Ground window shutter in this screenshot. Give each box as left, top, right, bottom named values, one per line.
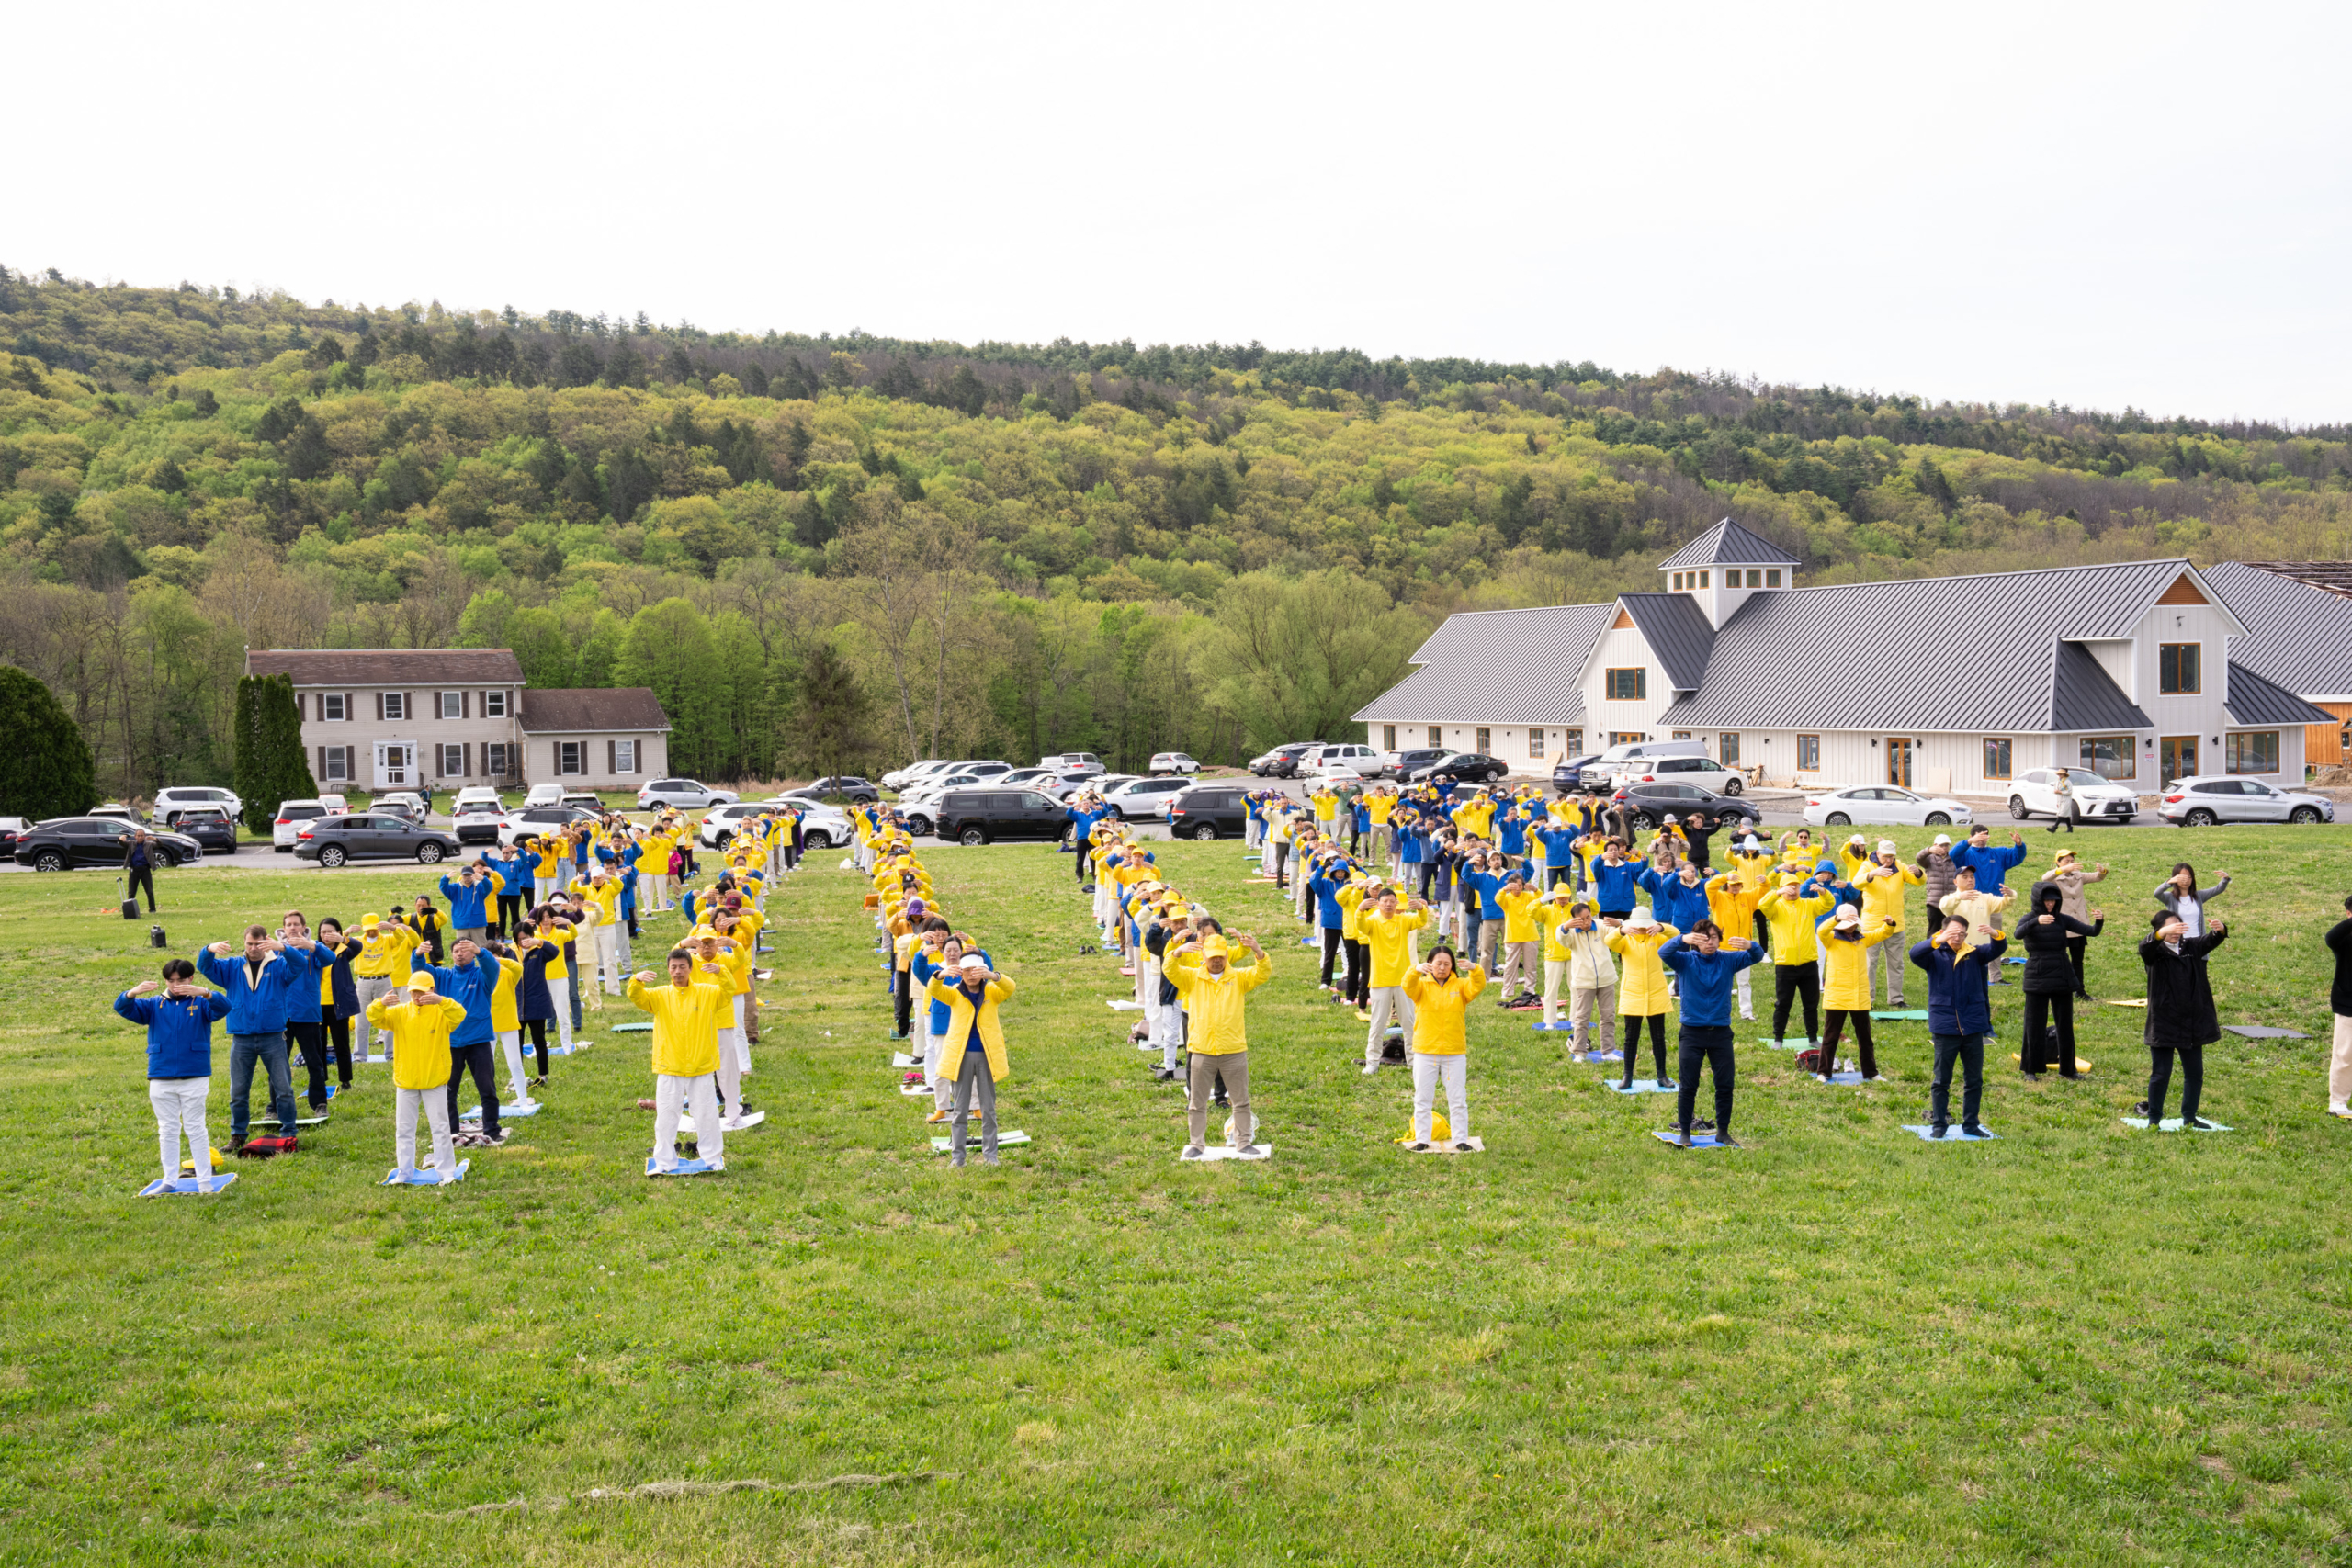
left=375, top=691, right=384, bottom=721
left=606, top=739, right=616, bottom=775
left=403, top=691, right=412, bottom=723
left=297, top=692, right=306, bottom=720
left=462, top=743, right=471, bottom=777
left=345, top=692, right=354, bottom=723
left=553, top=742, right=562, bottom=776
left=463, top=690, right=471, bottom=720
left=316, top=745, right=326, bottom=779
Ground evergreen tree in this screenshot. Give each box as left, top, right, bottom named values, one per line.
left=796, top=641, right=875, bottom=785
left=232, top=674, right=315, bottom=833
left=0, top=665, right=97, bottom=821
left=741, top=362, right=771, bottom=397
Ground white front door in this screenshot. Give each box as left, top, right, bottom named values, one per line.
left=374, top=742, right=414, bottom=788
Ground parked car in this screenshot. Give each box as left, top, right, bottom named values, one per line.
left=15, top=816, right=202, bottom=871
left=793, top=775, right=881, bottom=803
left=175, top=807, right=239, bottom=852
left=1550, top=753, right=1602, bottom=793
left=368, top=792, right=428, bottom=822
left=498, top=805, right=601, bottom=847
left=273, top=798, right=333, bottom=852
left=696, top=800, right=789, bottom=849
left=153, top=785, right=243, bottom=826
left=934, top=786, right=1073, bottom=845
left=1580, top=739, right=1711, bottom=794
left=1305, top=742, right=1388, bottom=779
left=1148, top=751, right=1202, bottom=776
left=2157, top=774, right=2335, bottom=827
left=524, top=783, right=567, bottom=807
left=1249, top=743, right=1317, bottom=778
left=0, top=816, right=28, bottom=857
left=90, top=803, right=145, bottom=826
left=1612, top=782, right=1764, bottom=832
left=1166, top=783, right=1250, bottom=840
left=1036, top=752, right=1105, bottom=777
left=2006, top=767, right=2139, bottom=824
left=1617, top=755, right=1746, bottom=795
left=755, top=797, right=849, bottom=851
left=1036, top=770, right=1107, bottom=803
left=1802, top=784, right=1973, bottom=829
left=1412, top=752, right=1510, bottom=784
left=636, top=777, right=738, bottom=811
left=292, top=813, right=463, bottom=867
left=1102, top=775, right=1192, bottom=819
left=1391, top=746, right=1451, bottom=780
left=559, top=791, right=605, bottom=815
left=998, top=767, right=1056, bottom=787
left=451, top=799, right=508, bottom=845
left=880, top=761, right=949, bottom=791
left=452, top=784, right=504, bottom=811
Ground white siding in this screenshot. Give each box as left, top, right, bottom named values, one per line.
left=2132, top=601, right=2237, bottom=744
left=1581, top=625, right=1671, bottom=743
left=2082, top=638, right=2136, bottom=701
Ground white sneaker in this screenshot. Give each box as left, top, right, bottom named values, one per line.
left=2330, top=1101, right=2352, bottom=1119
left=1361, top=1062, right=1379, bottom=1075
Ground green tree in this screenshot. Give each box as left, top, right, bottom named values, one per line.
left=505, top=607, right=576, bottom=688
left=614, top=599, right=723, bottom=775
left=795, top=640, right=876, bottom=784
left=0, top=665, right=97, bottom=821
left=231, top=673, right=316, bottom=833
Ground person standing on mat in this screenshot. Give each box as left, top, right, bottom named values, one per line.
left=196, top=925, right=328, bottom=1155
left=1604, top=908, right=1679, bottom=1089
left=1400, top=946, right=1487, bottom=1151
left=1910, top=915, right=2005, bottom=1138
left=277, top=910, right=336, bottom=1114
left=1165, top=930, right=1271, bottom=1159
left=368, top=977, right=467, bottom=1180
left=314, top=918, right=363, bottom=1097
left=419, top=939, right=505, bottom=1148
left=514, top=921, right=562, bottom=1085
left=627, top=948, right=732, bottom=1173
left=1815, top=906, right=1900, bottom=1081
left=928, top=953, right=1017, bottom=1168
left=1854, top=841, right=1922, bottom=1007
left=2045, top=850, right=2109, bottom=1001
left=116, top=960, right=231, bottom=1187
left=1359, top=887, right=1431, bottom=1075
left=2325, top=897, right=2352, bottom=1121
left=1758, top=871, right=1833, bottom=1052
left=1548, top=898, right=1618, bottom=1058
left=1657, top=919, right=1764, bottom=1146
left=482, top=939, right=532, bottom=1108
left=2139, top=911, right=2227, bottom=1129
left=119, top=827, right=161, bottom=913
left=1702, top=864, right=1766, bottom=1021
left=2017, top=882, right=2101, bottom=1080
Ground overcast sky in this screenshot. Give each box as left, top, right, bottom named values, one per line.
left=23, top=2, right=2349, bottom=423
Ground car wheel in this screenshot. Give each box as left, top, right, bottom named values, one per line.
left=153, top=847, right=180, bottom=869
left=908, top=816, right=933, bottom=838
left=1825, top=812, right=1850, bottom=827
left=804, top=829, right=831, bottom=851
left=2291, top=805, right=2323, bottom=824
left=1178, top=821, right=1213, bottom=841
left=1720, top=778, right=1743, bottom=795
left=959, top=827, right=988, bottom=846
left=2183, top=808, right=2217, bottom=828
left=319, top=845, right=347, bottom=868
left=1924, top=812, right=1951, bottom=827
left=2008, top=795, right=2030, bottom=820
left=714, top=830, right=734, bottom=849
left=32, top=850, right=64, bottom=873
left=417, top=841, right=446, bottom=863
left=1631, top=812, right=1657, bottom=831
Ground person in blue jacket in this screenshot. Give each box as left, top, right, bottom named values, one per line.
left=1910, top=914, right=2008, bottom=1137
left=1532, top=820, right=1582, bottom=892
left=1658, top=921, right=1767, bottom=1146
left=440, top=862, right=503, bottom=945
left=1950, top=826, right=2029, bottom=897
left=1641, top=860, right=1713, bottom=935
left=481, top=845, right=528, bottom=938
left=1066, top=796, right=1105, bottom=886
left=195, top=926, right=331, bottom=1153
left=117, top=959, right=232, bottom=1185
left=419, top=939, right=505, bottom=1146
left=1308, top=856, right=1352, bottom=992
left=1589, top=840, right=1644, bottom=920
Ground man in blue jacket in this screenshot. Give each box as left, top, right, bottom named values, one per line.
left=1658, top=921, right=1767, bottom=1146
left=420, top=939, right=505, bottom=1146
left=196, top=926, right=331, bottom=1152
left=1589, top=841, right=1643, bottom=920
left=440, top=863, right=504, bottom=947
left=1910, top=915, right=2008, bottom=1136
left=116, top=959, right=232, bottom=1186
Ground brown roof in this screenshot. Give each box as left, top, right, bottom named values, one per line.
left=520, top=687, right=672, bottom=734
left=247, top=649, right=526, bottom=685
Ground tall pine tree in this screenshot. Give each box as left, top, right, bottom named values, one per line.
left=232, top=674, right=317, bottom=833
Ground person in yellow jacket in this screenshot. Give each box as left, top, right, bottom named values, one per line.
left=1853, top=840, right=1925, bottom=1006
left=1702, top=868, right=1768, bottom=1021
left=1335, top=874, right=1374, bottom=1015
left=1815, top=906, right=1902, bottom=1081
left=1359, top=887, right=1431, bottom=1073
left=368, top=981, right=467, bottom=1180
left=627, top=948, right=732, bottom=1172
left=569, top=870, right=625, bottom=995
left=1758, top=872, right=1835, bottom=1050
left=1493, top=872, right=1546, bottom=1005
left=1400, top=946, right=1487, bottom=1150
left=1544, top=896, right=1618, bottom=1060
left=1449, top=790, right=1497, bottom=842
left=528, top=834, right=568, bottom=905
left=1605, top=908, right=1679, bottom=1089
left=688, top=923, right=752, bottom=1122
left=1165, top=930, right=1272, bottom=1159
left=709, top=908, right=759, bottom=1085
left=926, top=954, right=1017, bottom=1168
left=1834, top=831, right=1872, bottom=881
left=1364, top=787, right=1397, bottom=863
left=484, top=943, right=533, bottom=1108
left=351, top=913, right=421, bottom=1056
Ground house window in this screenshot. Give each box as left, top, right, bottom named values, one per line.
left=2225, top=731, right=2280, bottom=774
left=1766, top=570, right=1782, bottom=587
left=322, top=747, right=350, bottom=782
left=1475, top=727, right=1491, bottom=754
left=483, top=690, right=508, bottom=717
left=1720, top=733, right=1740, bottom=765
left=321, top=693, right=346, bottom=721
left=1383, top=725, right=1396, bottom=751
left=2080, top=736, right=2135, bottom=781
left=485, top=743, right=510, bottom=777
left=1565, top=728, right=1582, bottom=754
left=616, top=739, right=638, bottom=773
left=1697, top=570, right=1710, bottom=588
left=439, top=692, right=463, bottom=719
left=1797, top=735, right=1822, bottom=771
left=439, top=743, right=465, bottom=776
left=1984, top=738, right=2013, bottom=780
left=1527, top=730, right=1546, bottom=759
left=382, top=692, right=407, bottom=720
left=1609, top=731, right=1645, bottom=745
left=1605, top=668, right=1645, bottom=701
left=1427, top=726, right=1442, bottom=749
left=2160, top=643, right=2201, bottom=694
left=558, top=740, right=585, bottom=775
left=1747, top=570, right=1763, bottom=587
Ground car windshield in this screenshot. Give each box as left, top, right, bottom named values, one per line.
left=2064, top=769, right=2108, bottom=786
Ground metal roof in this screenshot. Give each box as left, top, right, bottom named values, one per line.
left=2222, top=661, right=2335, bottom=726
left=1657, top=518, right=1802, bottom=570
left=1657, top=558, right=2200, bottom=732
left=2050, top=640, right=2153, bottom=732
left=1356, top=602, right=1613, bottom=725
left=2204, top=560, right=2352, bottom=698
left=1618, top=593, right=1717, bottom=691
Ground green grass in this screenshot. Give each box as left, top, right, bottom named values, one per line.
left=4, top=825, right=2350, bottom=1565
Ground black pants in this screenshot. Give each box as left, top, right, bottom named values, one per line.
left=2022, top=990, right=2077, bottom=1075
left=2065, top=935, right=2089, bottom=996
left=1622, top=1013, right=1669, bottom=1086
left=1319, top=927, right=1343, bottom=988
left=494, top=894, right=523, bottom=938
left=1822, top=1008, right=1877, bottom=1077
left=128, top=865, right=156, bottom=911
left=524, top=1018, right=549, bottom=1077
left=1754, top=911, right=1770, bottom=959
left=324, top=1016, right=354, bottom=1088
left=1930, top=1031, right=1984, bottom=1130
left=2147, top=1043, right=2205, bottom=1123
left=1343, top=938, right=1368, bottom=1006
left=1270, top=840, right=1289, bottom=889
left=288, top=1021, right=329, bottom=1107
left=1772, top=962, right=1821, bottom=1043
left=892, top=969, right=913, bottom=1037
left=1417, top=862, right=1440, bottom=902
left=1676, top=1023, right=1736, bottom=1135
left=446, top=1041, right=501, bottom=1137
left=1076, top=840, right=1091, bottom=883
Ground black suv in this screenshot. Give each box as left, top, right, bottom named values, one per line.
left=934, top=786, right=1072, bottom=845
left=1165, top=784, right=1250, bottom=840
left=797, top=776, right=881, bottom=804
left=1551, top=753, right=1601, bottom=792
left=1415, top=752, right=1510, bottom=784
left=1392, top=747, right=1450, bottom=778
left=175, top=807, right=240, bottom=852
left=1610, top=782, right=1762, bottom=832
left=16, top=817, right=206, bottom=871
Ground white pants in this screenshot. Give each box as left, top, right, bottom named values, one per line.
left=497, top=1029, right=532, bottom=1104
left=355, top=975, right=393, bottom=1052
left=534, top=874, right=559, bottom=905
left=396, top=1085, right=455, bottom=1176
left=1365, top=985, right=1417, bottom=1066
left=149, top=1077, right=210, bottom=1181
left=653, top=1071, right=724, bottom=1169
left=550, top=976, right=574, bottom=1051
left=1157, top=997, right=1185, bottom=1072
left=595, top=924, right=620, bottom=993
left=731, top=994, right=752, bottom=1074
left=1542, top=957, right=1570, bottom=1026
left=716, top=1027, right=744, bottom=1118
left=1412, top=1052, right=1470, bottom=1144
left=926, top=1024, right=954, bottom=1111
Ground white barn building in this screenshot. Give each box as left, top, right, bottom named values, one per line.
left=1355, top=518, right=2331, bottom=796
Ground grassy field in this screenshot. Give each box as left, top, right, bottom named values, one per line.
left=4, top=823, right=2350, bottom=1566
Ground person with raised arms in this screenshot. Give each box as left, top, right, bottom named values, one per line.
left=416, top=937, right=507, bottom=1147
left=1657, top=919, right=1766, bottom=1146
left=1910, top=915, right=2006, bottom=1138
left=442, top=861, right=503, bottom=948
left=2139, top=909, right=2228, bottom=1129
left=2016, top=881, right=2102, bottom=1079
left=1359, top=886, right=1431, bottom=1075
left=627, top=947, right=732, bottom=1173
left=116, top=960, right=232, bottom=1188
left=1757, top=870, right=1834, bottom=1053
left=1546, top=897, right=1617, bottom=1061
left=1604, top=907, right=1679, bottom=1090
left=1166, top=928, right=1272, bottom=1159
left=927, top=953, right=1018, bottom=1168
left=195, top=923, right=330, bottom=1154
left=1400, top=945, right=1487, bottom=1151
left=1815, top=906, right=1902, bottom=1082
left=368, top=976, right=468, bottom=1180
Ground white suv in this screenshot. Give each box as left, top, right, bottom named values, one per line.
left=1148, top=752, right=1202, bottom=776
left=1616, top=755, right=1746, bottom=795
left=273, top=798, right=332, bottom=852
left=2007, top=766, right=2139, bottom=824
left=638, top=777, right=738, bottom=810
left=1305, top=742, right=1389, bottom=779
left=698, top=801, right=782, bottom=849
left=155, top=785, right=243, bottom=825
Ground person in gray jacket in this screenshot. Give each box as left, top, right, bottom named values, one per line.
left=1915, top=834, right=1959, bottom=913
left=2154, top=863, right=2229, bottom=939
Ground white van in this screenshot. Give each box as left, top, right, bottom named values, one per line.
left=1581, top=739, right=1711, bottom=794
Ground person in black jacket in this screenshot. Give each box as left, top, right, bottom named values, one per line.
left=2139, top=910, right=2227, bottom=1128
left=314, top=917, right=365, bottom=1094
left=2325, top=896, right=2352, bottom=1119
left=2018, top=881, right=2101, bottom=1079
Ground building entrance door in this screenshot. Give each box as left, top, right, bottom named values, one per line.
left=374, top=742, right=415, bottom=789
left=1886, top=738, right=1913, bottom=788
left=2160, top=736, right=2197, bottom=784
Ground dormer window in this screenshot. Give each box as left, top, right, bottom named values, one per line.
left=1766, top=569, right=1781, bottom=587
left=1698, top=570, right=1710, bottom=588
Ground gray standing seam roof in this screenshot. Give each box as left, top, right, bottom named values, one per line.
left=1354, top=602, right=1613, bottom=726
left=1657, top=518, right=1803, bottom=571
left=2050, top=641, right=2154, bottom=732
left=1618, top=593, right=1717, bottom=691
left=1657, top=558, right=2199, bottom=733
left=2203, top=560, right=2352, bottom=698
left=2222, top=662, right=2335, bottom=726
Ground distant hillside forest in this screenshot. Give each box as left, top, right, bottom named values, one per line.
left=2, top=266, right=2347, bottom=798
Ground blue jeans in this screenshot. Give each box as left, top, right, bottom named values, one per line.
left=228, top=1030, right=295, bottom=1139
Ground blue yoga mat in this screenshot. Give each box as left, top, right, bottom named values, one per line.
left=1902, top=1124, right=1998, bottom=1142
left=138, top=1173, right=237, bottom=1197
left=1611, top=1079, right=1678, bottom=1095
left=458, top=1100, right=542, bottom=1121
left=647, top=1155, right=724, bottom=1176
left=1651, top=1129, right=1737, bottom=1149
left=382, top=1160, right=470, bottom=1186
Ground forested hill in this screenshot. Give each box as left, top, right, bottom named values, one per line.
left=3, top=267, right=2349, bottom=797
